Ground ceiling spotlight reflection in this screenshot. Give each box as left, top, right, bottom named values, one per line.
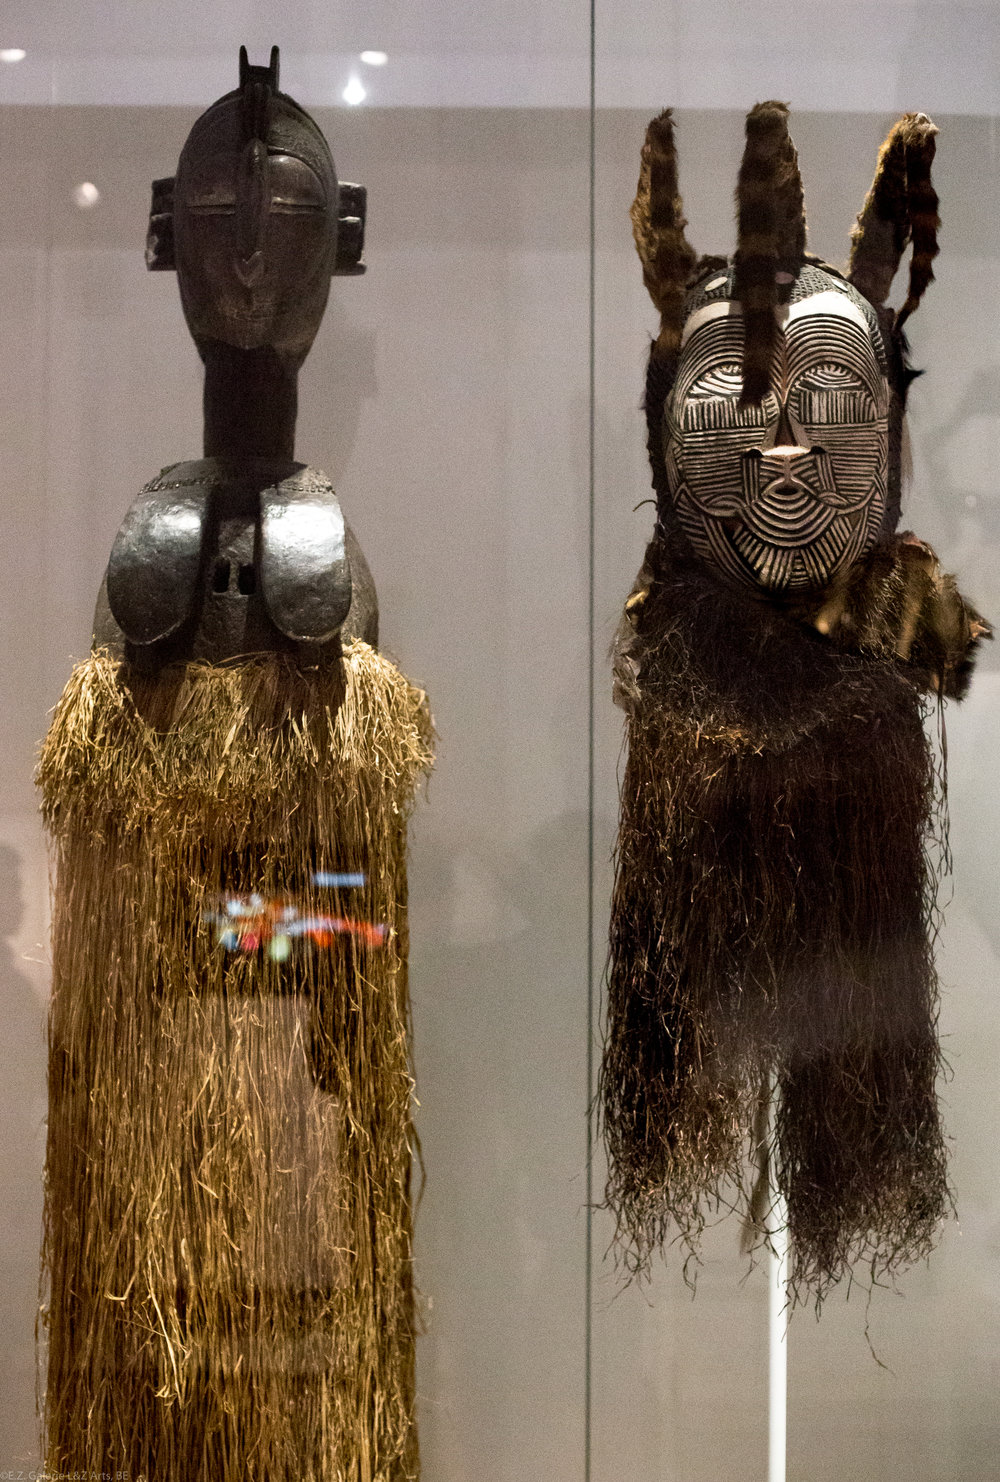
left=0, top=48, right=27, bottom=64
left=72, top=182, right=101, bottom=210
left=359, top=51, right=388, bottom=66
left=342, top=75, right=367, bottom=105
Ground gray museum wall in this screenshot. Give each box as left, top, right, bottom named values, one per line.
left=1, top=65, right=998, bottom=1482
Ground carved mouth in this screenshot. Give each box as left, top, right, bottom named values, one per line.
left=741, top=484, right=841, bottom=549
left=723, top=517, right=854, bottom=591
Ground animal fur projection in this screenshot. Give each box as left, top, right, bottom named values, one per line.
left=603, top=102, right=989, bottom=1303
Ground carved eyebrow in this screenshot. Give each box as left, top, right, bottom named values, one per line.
left=785, top=316, right=886, bottom=401
left=183, top=152, right=328, bottom=214
left=784, top=289, right=872, bottom=335
left=682, top=289, right=875, bottom=349
left=680, top=299, right=743, bottom=350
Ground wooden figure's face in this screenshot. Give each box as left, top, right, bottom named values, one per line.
left=664, top=267, right=890, bottom=592
left=173, top=94, right=339, bottom=369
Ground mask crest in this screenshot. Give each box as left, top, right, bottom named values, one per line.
left=238, top=44, right=279, bottom=144
left=234, top=47, right=280, bottom=286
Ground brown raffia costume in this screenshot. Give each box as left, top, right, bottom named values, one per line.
left=602, top=104, right=988, bottom=1303
left=37, top=50, right=432, bottom=1480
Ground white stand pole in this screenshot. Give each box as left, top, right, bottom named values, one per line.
left=767, top=1082, right=789, bottom=1482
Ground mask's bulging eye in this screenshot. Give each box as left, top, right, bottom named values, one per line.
left=181, top=153, right=327, bottom=217
left=680, top=370, right=772, bottom=433
left=687, top=365, right=743, bottom=400
left=793, top=364, right=876, bottom=427
left=268, top=154, right=327, bottom=214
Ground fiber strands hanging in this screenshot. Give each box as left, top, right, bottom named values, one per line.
left=603, top=103, right=987, bottom=1306
left=606, top=536, right=957, bottom=1302
left=38, top=642, right=433, bottom=1482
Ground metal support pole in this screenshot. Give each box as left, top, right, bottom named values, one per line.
left=767, top=1081, right=788, bottom=1482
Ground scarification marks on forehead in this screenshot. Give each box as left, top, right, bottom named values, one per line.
left=680, top=264, right=888, bottom=369
left=666, top=282, right=890, bottom=592
left=677, top=296, right=887, bottom=407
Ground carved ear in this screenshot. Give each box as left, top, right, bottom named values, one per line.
left=631, top=110, right=698, bottom=360
left=733, top=101, right=807, bottom=405
left=145, top=177, right=175, bottom=271
left=334, top=182, right=367, bottom=276
left=848, top=113, right=939, bottom=332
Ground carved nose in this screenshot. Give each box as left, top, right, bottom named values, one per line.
left=768, top=446, right=811, bottom=481
left=234, top=250, right=264, bottom=287
left=234, top=138, right=269, bottom=287
left=765, top=401, right=811, bottom=460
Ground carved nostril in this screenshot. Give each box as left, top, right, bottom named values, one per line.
left=212, top=558, right=231, bottom=593
left=768, top=398, right=812, bottom=458
left=237, top=563, right=256, bottom=595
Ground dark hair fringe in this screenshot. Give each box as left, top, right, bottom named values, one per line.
left=602, top=538, right=953, bottom=1303
left=733, top=101, right=807, bottom=406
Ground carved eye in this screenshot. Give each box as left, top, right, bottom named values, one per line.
left=268, top=155, right=327, bottom=214
left=182, top=152, right=327, bottom=216
left=687, top=365, right=743, bottom=400
left=186, top=181, right=237, bottom=214
left=680, top=367, right=771, bottom=432
left=793, top=363, right=875, bottom=425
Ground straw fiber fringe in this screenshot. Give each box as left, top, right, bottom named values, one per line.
left=603, top=538, right=957, bottom=1305
left=38, top=642, right=434, bottom=1482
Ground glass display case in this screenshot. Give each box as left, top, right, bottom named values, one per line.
left=1, top=4, right=997, bottom=1478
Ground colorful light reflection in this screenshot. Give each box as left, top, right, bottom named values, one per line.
left=205, top=873, right=386, bottom=960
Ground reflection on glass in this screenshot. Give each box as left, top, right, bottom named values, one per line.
left=71, top=182, right=101, bottom=210
left=204, top=870, right=387, bottom=960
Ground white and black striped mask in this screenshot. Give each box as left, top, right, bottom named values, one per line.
left=664, top=269, right=890, bottom=592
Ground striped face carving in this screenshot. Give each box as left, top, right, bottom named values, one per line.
left=665, top=286, right=889, bottom=592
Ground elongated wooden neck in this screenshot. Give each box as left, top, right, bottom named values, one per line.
left=201, top=342, right=298, bottom=462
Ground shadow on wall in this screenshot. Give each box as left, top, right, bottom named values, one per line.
left=0, top=843, right=45, bottom=1468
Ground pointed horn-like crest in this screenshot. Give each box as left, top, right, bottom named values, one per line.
left=848, top=113, right=939, bottom=332
left=239, top=45, right=280, bottom=144
left=631, top=110, right=698, bottom=359
left=733, top=101, right=807, bottom=405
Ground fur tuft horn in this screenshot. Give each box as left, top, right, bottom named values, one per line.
left=848, top=113, right=940, bottom=331
left=734, top=101, right=807, bottom=406
left=631, top=110, right=699, bottom=359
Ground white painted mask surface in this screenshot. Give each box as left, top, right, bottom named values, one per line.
left=664, top=266, right=890, bottom=592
